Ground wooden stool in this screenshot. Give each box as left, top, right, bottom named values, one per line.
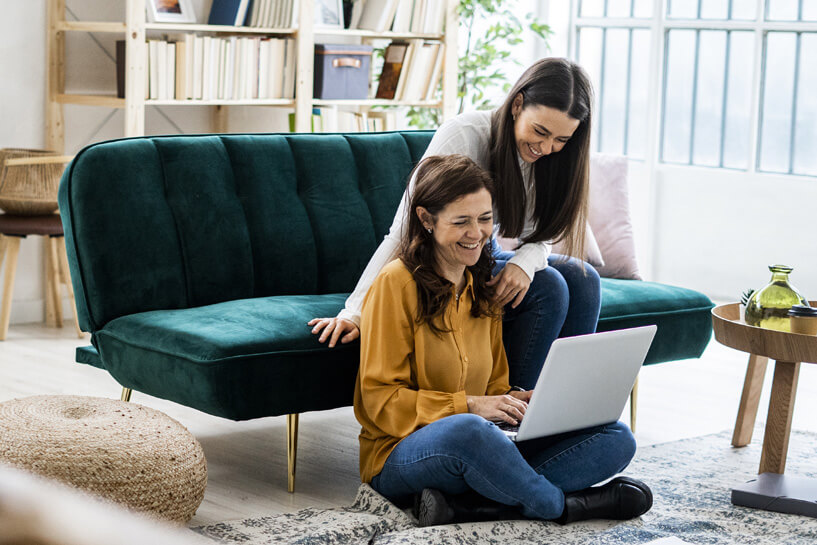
left=0, top=214, right=82, bottom=340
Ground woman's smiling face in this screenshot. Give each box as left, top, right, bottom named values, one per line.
left=511, top=94, right=581, bottom=163
left=417, top=188, right=494, bottom=280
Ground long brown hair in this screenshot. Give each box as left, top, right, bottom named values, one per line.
left=490, top=57, right=593, bottom=261
left=399, top=155, right=500, bottom=334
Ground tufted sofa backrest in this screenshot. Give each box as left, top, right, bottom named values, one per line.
left=58, top=131, right=434, bottom=333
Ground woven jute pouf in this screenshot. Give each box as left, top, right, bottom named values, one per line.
left=0, top=395, right=207, bottom=523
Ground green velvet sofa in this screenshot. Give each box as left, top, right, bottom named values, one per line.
left=58, top=131, right=714, bottom=491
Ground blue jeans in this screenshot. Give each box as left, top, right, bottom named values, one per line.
left=370, top=414, right=636, bottom=520
left=494, top=248, right=602, bottom=390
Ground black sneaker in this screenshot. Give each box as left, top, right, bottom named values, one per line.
left=413, top=488, right=455, bottom=527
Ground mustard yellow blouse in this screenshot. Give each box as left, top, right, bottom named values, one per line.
left=354, top=259, right=511, bottom=483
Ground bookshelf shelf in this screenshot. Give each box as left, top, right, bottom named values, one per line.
left=57, top=21, right=127, bottom=33
left=56, top=94, right=126, bottom=108
left=314, top=29, right=444, bottom=40
left=144, top=23, right=297, bottom=35
left=46, top=0, right=458, bottom=149
left=313, top=99, right=443, bottom=108
left=145, top=99, right=297, bottom=107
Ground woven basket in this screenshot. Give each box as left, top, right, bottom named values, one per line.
left=0, top=148, right=64, bottom=215
left=0, top=395, right=208, bottom=523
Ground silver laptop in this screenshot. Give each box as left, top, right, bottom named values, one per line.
left=499, top=325, right=657, bottom=442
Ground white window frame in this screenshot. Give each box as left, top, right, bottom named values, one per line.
left=559, top=1, right=817, bottom=286
left=568, top=0, right=817, bottom=175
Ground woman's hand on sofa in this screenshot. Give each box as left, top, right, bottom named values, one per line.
left=466, top=394, right=527, bottom=425
left=308, top=317, right=360, bottom=347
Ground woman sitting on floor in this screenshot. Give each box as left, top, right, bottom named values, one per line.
left=353, top=154, right=652, bottom=526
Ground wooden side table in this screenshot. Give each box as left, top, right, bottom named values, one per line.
left=712, top=302, right=817, bottom=517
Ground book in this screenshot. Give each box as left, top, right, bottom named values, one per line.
left=348, top=0, right=365, bottom=28
left=267, top=39, right=285, bottom=98
left=424, top=42, right=444, bottom=100
left=409, top=0, right=425, bottom=33
left=193, top=35, right=204, bottom=99
left=116, top=40, right=126, bottom=99
left=166, top=42, right=176, bottom=100
left=391, top=0, right=414, bottom=32
left=208, top=0, right=252, bottom=26
left=281, top=38, right=296, bottom=99
left=393, top=39, right=419, bottom=100
left=401, top=41, right=436, bottom=101
left=248, top=0, right=262, bottom=26
left=148, top=40, right=159, bottom=100
left=357, top=0, right=400, bottom=32
left=422, top=0, right=445, bottom=34
left=375, top=42, right=408, bottom=99
left=183, top=34, right=195, bottom=99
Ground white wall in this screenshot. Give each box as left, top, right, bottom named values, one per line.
left=652, top=167, right=817, bottom=300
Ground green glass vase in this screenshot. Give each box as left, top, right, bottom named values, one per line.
left=744, top=265, right=808, bottom=332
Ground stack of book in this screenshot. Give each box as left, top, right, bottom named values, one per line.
left=207, top=0, right=298, bottom=28
left=141, top=35, right=297, bottom=101
left=374, top=40, right=444, bottom=101
left=350, top=0, right=446, bottom=34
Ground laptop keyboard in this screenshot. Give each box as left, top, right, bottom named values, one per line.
left=496, top=421, right=520, bottom=433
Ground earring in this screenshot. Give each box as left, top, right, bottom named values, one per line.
left=427, top=227, right=433, bottom=234
left=512, top=114, right=517, bottom=121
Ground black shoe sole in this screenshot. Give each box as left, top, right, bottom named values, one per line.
left=417, top=488, right=454, bottom=527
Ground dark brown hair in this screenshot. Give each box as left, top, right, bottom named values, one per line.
left=399, top=155, right=501, bottom=334
left=490, top=57, right=593, bottom=261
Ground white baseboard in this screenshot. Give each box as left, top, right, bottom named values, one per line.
left=8, top=297, right=75, bottom=325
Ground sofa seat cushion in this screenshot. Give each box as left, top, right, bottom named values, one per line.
left=93, top=294, right=358, bottom=421
left=597, top=278, right=714, bottom=365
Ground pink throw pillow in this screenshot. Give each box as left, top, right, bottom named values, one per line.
left=587, top=153, right=642, bottom=280
left=549, top=223, right=605, bottom=268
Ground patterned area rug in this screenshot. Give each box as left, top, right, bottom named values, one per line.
left=194, top=430, right=817, bottom=544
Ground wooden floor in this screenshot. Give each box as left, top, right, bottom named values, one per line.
left=1, top=320, right=816, bottom=527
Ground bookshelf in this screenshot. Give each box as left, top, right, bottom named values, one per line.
left=45, top=0, right=460, bottom=154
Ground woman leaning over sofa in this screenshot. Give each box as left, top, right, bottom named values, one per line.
left=311, top=57, right=602, bottom=391
left=354, top=154, right=652, bottom=527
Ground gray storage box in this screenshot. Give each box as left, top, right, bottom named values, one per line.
left=313, top=44, right=373, bottom=100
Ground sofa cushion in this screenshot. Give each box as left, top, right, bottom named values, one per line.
left=597, top=278, right=714, bottom=365
left=93, top=294, right=358, bottom=420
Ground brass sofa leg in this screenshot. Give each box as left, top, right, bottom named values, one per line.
left=120, top=388, right=132, bottom=402
left=287, top=413, right=299, bottom=493
left=630, top=375, right=639, bottom=433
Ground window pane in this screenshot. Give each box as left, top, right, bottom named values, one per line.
left=730, top=0, right=758, bottom=20
left=577, top=28, right=604, bottom=152
left=667, top=0, right=700, bottom=18
left=793, top=34, right=817, bottom=176
left=607, top=0, right=633, bottom=17
left=632, top=0, right=653, bottom=18
left=766, top=0, right=800, bottom=21
left=626, top=29, right=651, bottom=158
left=700, top=0, right=729, bottom=19
left=580, top=0, right=605, bottom=17
left=758, top=32, right=797, bottom=173
left=803, top=3, right=817, bottom=21
left=692, top=31, right=727, bottom=166
left=722, top=31, right=754, bottom=169
left=662, top=30, right=697, bottom=163
left=599, top=29, right=631, bottom=155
